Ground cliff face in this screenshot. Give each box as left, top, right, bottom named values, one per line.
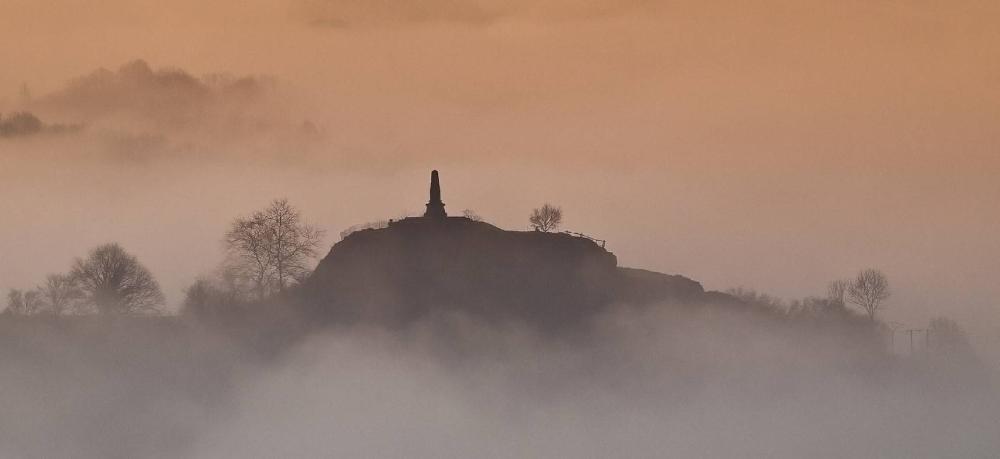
left=303, top=216, right=703, bottom=328
left=614, top=268, right=705, bottom=304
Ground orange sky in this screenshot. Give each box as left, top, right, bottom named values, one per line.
left=1, top=0, right=998, bottom=347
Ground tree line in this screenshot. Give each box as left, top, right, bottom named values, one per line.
left=4, top=198, right=570, bottom=317
left=3, top=199, right=325, bottom=317
left=10, top=195, right=964, bottom=353
left=728, top=268, right=974, bottom=356
left=0, top=194, right=914, bottom=338
left=0, top=194, right=977, bottom=358
left=728, top=269, right=890, bottom=323
left=5, top=243, right=164, bottom=316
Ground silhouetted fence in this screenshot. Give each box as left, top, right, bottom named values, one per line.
left=563, top=231, right=606, bottom=248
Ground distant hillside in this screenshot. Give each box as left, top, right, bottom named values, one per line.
left=302, top=215, right=711, bottom=329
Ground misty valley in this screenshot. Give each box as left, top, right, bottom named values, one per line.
left=2, top=3, right=1000, bottom=454
left=1, top=169, right=995, bottom=458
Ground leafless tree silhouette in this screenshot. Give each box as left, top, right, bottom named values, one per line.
left=38, top=273, right=83, bottom=315
left=5, top=289, right=43, bottom=315
left=70, top=243, right=165, bottom=315
left=529, top=203, right=563, bottom=232
left=225, top=213, right=272, bottom=299
left=225, top=198, right=325, bottom=298
left=847, top=268, right=890, bottom=322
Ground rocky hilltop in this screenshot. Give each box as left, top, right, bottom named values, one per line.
left=301, top=171, right=709, bottom=329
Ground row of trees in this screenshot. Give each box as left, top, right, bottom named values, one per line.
left=0, top=197, right=893, bottom=324
left=4, top=199, right=326, bottom=317
left=0, top=199, right=901, bottom=327
left=731, top=268, right=891, bottom=323
left=727, top=268, right=973, bottom=358
left=5, top=243, right=165, bottom=316
left=0, top=111, right=43, bottom=137
left=2, top=198, right=338, bottom=317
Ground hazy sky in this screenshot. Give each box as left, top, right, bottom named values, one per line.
left=1, top=0, right=998, bottom=345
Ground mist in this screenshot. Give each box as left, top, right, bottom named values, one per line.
left=203, top=312, right=994, bottom=459
left=2, top=0, right=1000, bottom=456
left=1, top=299, right=995, bottom=458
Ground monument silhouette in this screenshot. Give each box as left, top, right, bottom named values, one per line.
left=424, top=170, right=447, bottom=218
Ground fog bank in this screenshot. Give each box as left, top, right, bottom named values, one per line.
left=1, top=302, right=996, bottom=458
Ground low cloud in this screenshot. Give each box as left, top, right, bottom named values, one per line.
left=3, top=59, right=331, bottom=166
left=31, top=60, right=284, bottom=135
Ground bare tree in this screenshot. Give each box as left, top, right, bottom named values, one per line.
left=462, top=209, right=483, bottom=222
left=267, top=199, right=325, bottom=290
left=827, top=279, right=849, bottom=308
left=6, top=289, right=24, bottom=315
left=70, top=243, right=165, bottom=315
left=38, top=273, right=83, bottom=315
left=225, top=213, right=273, bottom=299
left=847, top=268, right=890, bottom=322
left=5, top=289, right=43, bottom=315
left=224, top=198, right=325, bottom=298
left=529, top=203, right=563, bottom=232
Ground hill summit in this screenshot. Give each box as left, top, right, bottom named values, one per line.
left=303, top=171, right=705, bottom=328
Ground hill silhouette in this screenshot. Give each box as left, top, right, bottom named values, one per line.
left=301, top=171, right=711, bottom=329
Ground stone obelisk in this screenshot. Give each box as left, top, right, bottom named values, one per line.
left=424, top=170, right=447, bottom=218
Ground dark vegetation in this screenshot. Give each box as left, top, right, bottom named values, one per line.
left=0, top=111, right=81, bottom=138
left=0, top=112, right=41, bottom=137
left=528, top=203, right=562, bottom=232
left=5, top=243, right=163, bottom=316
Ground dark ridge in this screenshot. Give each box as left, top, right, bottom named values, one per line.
left=299, top=171, right=720, bottom=330
left=303, top=216, right=615, bottom=328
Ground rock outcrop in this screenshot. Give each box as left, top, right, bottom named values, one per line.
left=302, top=215, right=705, bottom=328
